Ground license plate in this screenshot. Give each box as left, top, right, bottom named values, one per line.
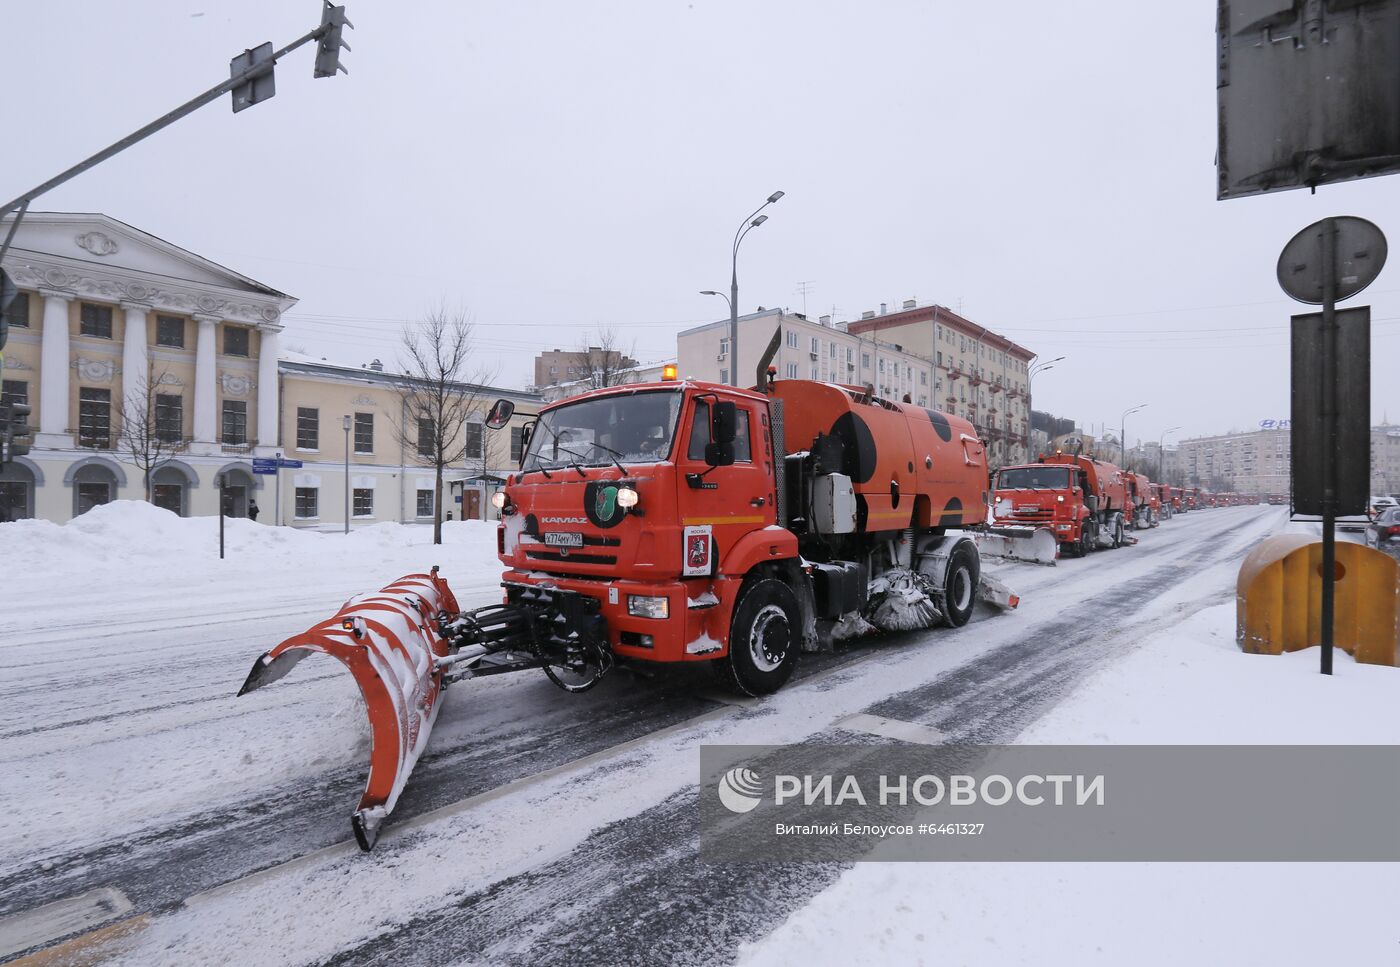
left=544, top=532, right=583, bottom=547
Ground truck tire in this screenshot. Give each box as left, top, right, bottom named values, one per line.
left=1077, top=520, right=1096, bottom=557
left=1111, top=515, right=1125, bottom=548
left=942, top=541, right=979, bottom=628
left=720, top=578, right=800, bottom=696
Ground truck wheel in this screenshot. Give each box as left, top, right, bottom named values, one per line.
left=942, top=541, right=979, bottom=628
left=721, top=579, right=800, bottom=696
left=1078, top=521, right=1096, bottom=556
left=1111, top=515, right=1125, bottom=548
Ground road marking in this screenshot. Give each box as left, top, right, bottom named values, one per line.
left=0, top=888, right=135, bottom=960
left=836, top=712, right=947, bottom=745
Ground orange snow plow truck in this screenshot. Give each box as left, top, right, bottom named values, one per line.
left=238, top=337, right=1029, bottom=849
left=990, top=452, right=1136, bottom=557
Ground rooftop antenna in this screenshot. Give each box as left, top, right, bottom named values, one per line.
left=794, top=280, right=816, bottom=317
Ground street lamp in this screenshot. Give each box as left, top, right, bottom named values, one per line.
left=1120, top=403, right=1147, bottom=468
left=724, top=190, right=784, bottom=386
left=343, top=414, right=352, bottom=535
left=700, top=289, right=734, bottom=378
left=1158, top=425, right=1183, bottom=482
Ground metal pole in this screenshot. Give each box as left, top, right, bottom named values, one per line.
left=218, top=474, right=225, bottom=559
left=344, top=419, right=351, bottom=535
left=1319, top=219, right=1338, bottom=676
left=729, top=261, right=739, bottom=387
left=275, top=450, right=282, bottom=527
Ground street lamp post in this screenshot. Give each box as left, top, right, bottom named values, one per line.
left=1026, top=356, right=1064, bottom=457
left=723, top=191, right=784, bottom=386
left=343, top=414, right=351, bottom=535
left=1121, top=403, right=1147, bottom=469
left=699, top=289, right=734, bottom=380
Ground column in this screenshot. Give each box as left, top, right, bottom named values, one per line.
left=193, top=314, right=218, bottom=448
left=37, top=289, right=72, bottom=444
left=256, top=325, right=281, bottom=454
left=120, top=303, right=149, bottom=423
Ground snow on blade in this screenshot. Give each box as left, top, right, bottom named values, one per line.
left=237, top=572, right=461, bottom=851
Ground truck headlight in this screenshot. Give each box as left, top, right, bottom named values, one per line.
left=491, top=491, right=507, bottom=509
left=616, top=486, right=639, bottom=509
left=1057, top=495, right=1065, bottom=502
left=627, top=595, right=669, bottom=619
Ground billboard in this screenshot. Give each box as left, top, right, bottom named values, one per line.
left=1218, top=0, right=1400, bottom=199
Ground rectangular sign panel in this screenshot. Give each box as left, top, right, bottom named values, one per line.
left=1217, top=0, right=1400, bottom=199
left=1290, top=307, right=1370, bottom=515
left=278, top=459, right=303, bottom=469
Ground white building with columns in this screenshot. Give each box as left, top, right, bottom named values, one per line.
left=0, top=212, right=291, bottom=521
left=0, top=212, right=543, bottom=527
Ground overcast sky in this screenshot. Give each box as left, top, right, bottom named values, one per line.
left=7, top=1, right=1398, bottom=447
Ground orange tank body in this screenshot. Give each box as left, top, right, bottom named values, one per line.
left=769, top=381, right=988, bottom=531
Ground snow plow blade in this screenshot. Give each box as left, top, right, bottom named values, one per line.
left=238, top=571, right=461, bottom=851
left=975, top=526, right=1058, bottom=565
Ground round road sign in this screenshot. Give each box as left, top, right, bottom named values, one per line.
left=1276, top=216, right=1387, bottom=305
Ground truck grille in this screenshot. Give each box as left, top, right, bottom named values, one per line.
left=526, top=550, right=619, bottom=566
left=1011, top=507, right=1053, bottom=520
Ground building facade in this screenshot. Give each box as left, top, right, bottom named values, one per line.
left=533, top=345, right=639, bottom=390
left=846, top=302, right=1037, bottom=467
left=0, top=212, right=539, bottom=527
left=1177, top=427, right=1291, bottom=496
left=676, top=308, right=937, bottom=406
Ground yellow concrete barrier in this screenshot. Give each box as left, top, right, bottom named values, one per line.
left=1236, top=535, right=1400, bottom=666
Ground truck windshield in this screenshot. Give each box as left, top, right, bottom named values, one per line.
left=997, top=466, right=1071, bottom=490
left=523, top=390, right=683, bottom=470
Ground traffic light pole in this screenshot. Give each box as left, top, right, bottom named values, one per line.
left=0, top=9, right=345, bottom=265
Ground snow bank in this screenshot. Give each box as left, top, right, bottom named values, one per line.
left=738, top=602, right=1400, bottom=967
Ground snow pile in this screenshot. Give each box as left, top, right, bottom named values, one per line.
left=739, top=603, right=1400, bottom=967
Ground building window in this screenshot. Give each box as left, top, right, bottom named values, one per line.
left=80, top=303, right=113, bottom=339
left=920, top=370, right=928, bottom=385
left=846, top=347, right=853, bottom=362
left=416, top=490, right=434, bottom=518
left=296, top=407, right=319, bottom=450
left=3, top=292, right=29, bottom=329
left=155, top=394, right=183, bottom=443
left=78, top=387, right=112, bottom=448
left=354, top=412, right=374, bottom=453
left=222, top=400, right=248, bottom=445
left=810, top=336, right=819, bottom=354
left=156, top=315, right=185, bottom=348
left=76, top=481, right=111, bottom=513
left=353, top=488, right=374, bottom=517
left=786, top=331, right=798, bottom=348
left=2, top=379, right=27, bottom=406
left=417, top=417, right=435, bottom=457
left=829, top=343, right=837, bottom=358
left=719, top=369, right=729, bottom=385
left=295, top=487, right=319, bottom=519
left=224, top=326, right=250, bottom=357
left=862, top=353, right=871, bottom=369
left=786, top=362, right=798, bottom=379
left=510, top=426, right=526, bottom=463
left=719, top=337, right=729, bottom=358
left=810, top=365, right=818, bottom=380
left=464, top=422, right=483, bottom=459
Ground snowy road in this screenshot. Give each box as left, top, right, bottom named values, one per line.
left=1, top=504, right=1289, bottom=964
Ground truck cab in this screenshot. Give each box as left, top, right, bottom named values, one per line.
left=991, top=453, right=1130, bottom=556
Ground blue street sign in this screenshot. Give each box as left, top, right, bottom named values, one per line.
left=251, top=458, right=278, bottom=469
left=278, top=458, right=303, bottom=469
left=252, top=466, right=278, bottom=475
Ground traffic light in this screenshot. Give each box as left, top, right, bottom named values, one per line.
left=314, top=2, right=353, bottom=78
left=1, top=401, right=32, bottom=464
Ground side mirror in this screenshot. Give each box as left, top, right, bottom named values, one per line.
left=485, top=398, right=515, bottom=430
left=705, top=400, right=737, bottom=467
left=518, top=421, right=533, bottom=457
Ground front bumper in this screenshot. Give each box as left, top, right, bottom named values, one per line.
left=502, top=569, right=730, bottom=663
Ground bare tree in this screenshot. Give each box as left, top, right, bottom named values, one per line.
left=573, top=326, right=638, bottom=390
left=119, top=366, right=183, bottom=503
left=395, top=310, right=495, bottom=544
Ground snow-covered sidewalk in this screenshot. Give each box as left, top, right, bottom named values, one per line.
left=739, top=603, right=1400, bottom=967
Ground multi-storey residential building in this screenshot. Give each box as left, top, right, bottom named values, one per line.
left=677, top=308, right=937, bottom=409
left=539, top=360, right=675, bottom=403
left=1177, top=427, right=1291, bottom=495
left=533, top=345, right=639, bottom=389
left=0, top=212, right=537, bottom=526
left=846, top=301, right=1037, bottom=467
left=1369, top=423, right=1400, bottom=495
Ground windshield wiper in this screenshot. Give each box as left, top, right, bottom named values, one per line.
left=590, top=441, right=629, bottom=475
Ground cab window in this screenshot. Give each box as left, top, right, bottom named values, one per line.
left=688, top=400, right=752, bottom=462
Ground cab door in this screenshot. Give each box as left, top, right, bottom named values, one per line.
left=678, top=395, right=776, bottom=577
